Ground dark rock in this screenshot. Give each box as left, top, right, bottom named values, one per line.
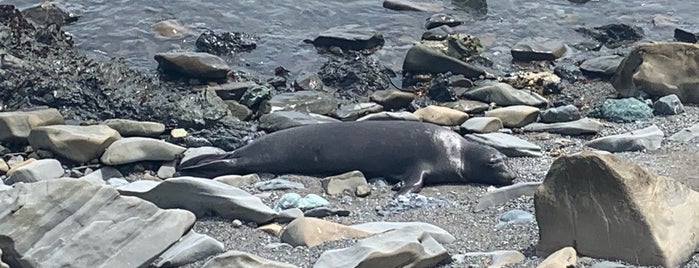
left=239, top=84, right=272, bottom=109
left=304, top=207, right=351, bottom=218
left=154, top=52, right=230, bottom=80
left=293, top=73, right=325, bottom=91
left=209, top=81, right=257, bottom=101
left=370, top=90, right=416, bottom=110
left=21, top=2, right=79, bottom=28
left=224, top=100, right=252, bottom=120
left=452, top=0, right=488, bottom=16
left=425, top=14, right=462, bottom=30
left=585, top=125, right=663, bottom=152
left=195, top=30, right=258, bottom=55
left=674, top=28, right=698, bottom=43
left=653, top=94, right=685, bottom=115
left=540, top=105, right=582, bottom=123
left=421, top=26, right=451, bottom=41
left=511, top=37, right=567, bottom=61
left=427, top=73, right=456, bottom=102
left=448, top=74, right=473, bottom=88
left=576, top=24, right=644, bottom=49
left=569, top=0, right=590, bottom=3
left=554, top=63, right=582, bottom=82
left=333, top=103, right=384, bottom=121
left=318, top=52, right=391, bottom=100
left=402, top=43, right=485, bottom=78
left=312, top=25, right=385, bottom=51
left=382, top=0, right=444, bottom=12
left=580, top=55, right=624, bottom=77
left=588, top=98, right=653, bottom=123
left=442, top=99, right=489, bottom=114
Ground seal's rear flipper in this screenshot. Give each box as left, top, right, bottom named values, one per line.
left=395, top=170, right=429, bottom=196
left=176, top=152, right=237, bottom=178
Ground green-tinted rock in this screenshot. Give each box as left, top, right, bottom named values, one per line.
left=588, top=98, right=653, bottom=123
left=239, top=85, right=271, bottom=108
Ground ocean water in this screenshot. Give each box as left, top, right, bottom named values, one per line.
left=2, top=0, right=695, bottom=76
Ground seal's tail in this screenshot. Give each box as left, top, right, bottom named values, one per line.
left=176, top=152, right=237, bottom=178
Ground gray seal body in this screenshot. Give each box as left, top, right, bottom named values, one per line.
left=177, top=121, right=516, bottom=195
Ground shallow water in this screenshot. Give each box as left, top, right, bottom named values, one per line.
left=3, top=0, right=696, bottom=76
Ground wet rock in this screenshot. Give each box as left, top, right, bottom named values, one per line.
left=539, top=104, right=581, bottom=123
left=463, top=82, right=548, bottom=107
left=255, top=178, right=305, bottom=191
left=403, top=43, right=485, bottom=78
left=442, top=99, right=489, bottom=114
left=484, top=105, right=540, bottom=128
left=101, top=137, right=186, bottom=165
left=459, top=117, right=502, bottom=133
left=280, top=217, right=371, bottom=247
left=674, top=28, right=699, bottom=43
left=240, top=84, right=272, bottom=109
left=118, top=177, right=277, bottom=224
left=334, top=103, right=384, bottom=121
left=202, top=251, right=297, bottom=268
left=585, top=125, right=664, bottom=152
left=224, top=100, right=253, bottom=120
left=576, top=24, right=643, bottom=48
left=0, top=108, right=64, bottom=143
left=496, top=209, right=534, bottom=228
left=293, top=73, right=324, bottom=91
left=588, top=98, right=653, bottom=123
left=669, top=123, right=699, bottom=143
left=195, top=30, right=258, bottom=55
left=452, top=250, right=525, bottom=267
left=0, top=179, right=194, bottom=268
left=321, top=170, right=368, bottom=196
left=258, top=111, right=340, bottom=132
left=21, top=2, right=78, bottom=28
left=382, top=0, right=444, bottom=12
left=151, top=19, right=188, bottom=39
left=425, top=14, right=462, bottom=30
left=213, top=174, right=260, bottom=188
left=314, top=226, right=450, bottom=268
left=5, top=158, right=64, bottom=184
left=370, top=89, right=416, bottom=110
left=413, top=105, right=469, bottom=126
left=580, top=55, right=624, bottom=76
left=535, top=152, right=699, bottom=267
left=653, top=94, right=685, bottom=115
left=351, top=221, right=455, bottom=244
left=554, top=62, right=582, bottom=82
left=209, top=81, right=257, bottom=101
left=103, top=118, right=165, bottom=137
left=312, top=24, right=384, bottom=51
left=464, top=132, right=543, bottom=157
left=80, top=167, right=123, bottom=184
left=318, top=52, right=390, bottom=99
left=28, top=125, right=121, bottom=163
left=356, top=111, right=420, bottom=121
left=154, top=52, right=230, bottom=80
left=376, top=193, right=453, bottom=216
left=511, top=37, right=567, bottom=61
left=537, top=247, right=577, bottom=268
left=474, top=182, right=542, bottom=212
left=268, top=91, right=338, bottom=115
left=154, top=231, right=225, bottom=268
left=523, top=118, right=603, bottom=135
left=303, top=207, right=351, bottom=218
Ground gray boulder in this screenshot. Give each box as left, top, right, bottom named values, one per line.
left=653, top=94, right=685, bottom=115
left=474, top=182, right=542, bottom=212
left=154, top=231, right=225, bottom=268
left=154, top=52, right=230, bottom=80
left=267, top=91, right=339, bottom=115
left=0, top=108, right=64, bottom=143
left=356, top=111, right=420, bottom=121
left=80, top=166, right=123, bottom=185
left=669, top=123, right=699, bottom=143
left=334, top=103, right=384, bottom=121
left=202, top=251, right=298, bottom=268
left=464, top=132, right=542, bottom=157
left=369, top=89, right=415, bottom=110
left=511, top=37, right=567, bottom=61
left=402, top=43, right=485, bottom=78
left=585, top=125, right=664, bottom=152
left=0, top=179, right=195, bottom=268
left=103, top=118, right=166, bottom=137
left=312, top=24, right=384, bottom=51
left=459, top=117, right=502, bottom=133
left=101, top=137, right=186, bottom=165
left=382, top=0, right=443, bottom=12
left=5, top=159, right=64, bottom=184
left=539, top=105, right=581, bottom=123
left=523, top=118, right=603, bottom=135
left=29, top=125, right=121, bottom=163
left=442, top=99, right=490, bottom=114
left=118, top=177, right=277, bottom=224
left=463, top=83, right=548, bottom=107
left=580, top=55, right=624, bottom=76
left=259, top=111, right=341, bottom=132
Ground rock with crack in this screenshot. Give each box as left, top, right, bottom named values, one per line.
left=535, top=152, right=699, bottom=267
left=0, top=179, right=195, bottom=267
left=154, top=231, right=225, bottom=267
left=118, top=177, right=277, bottom=224
left=202, top=250, right=298, bottom=268
left=313, top=226, right=451, bottom=268
left=585, top=125, right=664, bottom=152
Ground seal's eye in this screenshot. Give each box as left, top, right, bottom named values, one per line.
left=488, top=155, right=499, bottom=165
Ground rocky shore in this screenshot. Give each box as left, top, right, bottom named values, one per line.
left=2, top=2, right=699, bottom=268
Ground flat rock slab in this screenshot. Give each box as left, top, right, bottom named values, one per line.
left=0, top=108, right=64, bottom=143
left=463, top=82, right=548, bottom=107
left=259, top=111, right=340, bottom=132
left=442, top=99, right=490, bottom=114
left=118, top=177, right=277, bottom=224
left=459, top=117, right=503, bottom=133
left=585, top=125, right=664, bottom=152
left=484, top=105, right=540, bottom=128
left=268, top=91, right=339, bottom=115
left=382, top=0, right=444, bottom=12
left=313, top=226, right=451, bottom=268
left=669, top=123, right=699, bottom=142
left=154, top=52, right=230, bottom=80
left=5, top=158, right=64, bottom=184
left=474, top=182, right=543, bottom=212
left=103, top=118, right=166, bottom=137
left=370, top=89, right=416, bottom=110
left=281, top=217, right=372, bottom=247
left=312, top=24, right=384, bottom=51
left=402, top=43, right=485, bottom=78
left=535, top=152, right=699, bottom=267
left=154, top=231, right=225, bottom=268
left=580, top=55, right=624, bottom=76
left=539, top=104, right=582, bottom=123
left=101, top=137, right=186, bottom=165
left=511, top=37, right=567, bottom=61
left=413, top=105, right=469, bottom=126
left=350, top=221, right=455, bottom=244
left=334, top=103, right=384, bottom=121
left=0, top=179, right=195, bottom=268
left=464, top=132, right=543, bottom=157
left=29, top=124, right=121, bottom=163
left=523, top=118, right=603, bottom=135
left=202, top=250, right=298, bottom=268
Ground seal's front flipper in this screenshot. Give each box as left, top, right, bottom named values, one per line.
left=396, top=170, right=429, bottom=196
left=176, top=152, right=237, bottom=178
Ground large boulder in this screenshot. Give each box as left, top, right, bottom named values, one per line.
left=280, top=217, right=371, bottom=247
left=101, top=137, right=186, bottom=165
left=5, top=159, right=64, bottom=184
left=0, top=179, right=195, bottom=267
left=154, top=52, right=230, bottom=80
left=585, top=125, right=664, bottom=152
left=103, top=118, right=166, bottom=137
left=462, top=83, right=548, bottom=107
left=534, top=152, right=699, bottom=267
left=402, top=43, right=485, bottom=78
left=0, top=108, right=64, bottom=143
left=28, top=125, right=122, bottom=163
left=611, top=42, right=699, bottom=103
left=154, top=231, right=225, bottom=268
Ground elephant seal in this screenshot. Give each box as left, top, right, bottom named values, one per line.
left=177, top=121, right=516, bottom=195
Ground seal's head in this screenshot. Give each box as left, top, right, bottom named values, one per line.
left=466, top=146, right=517, bottom=185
